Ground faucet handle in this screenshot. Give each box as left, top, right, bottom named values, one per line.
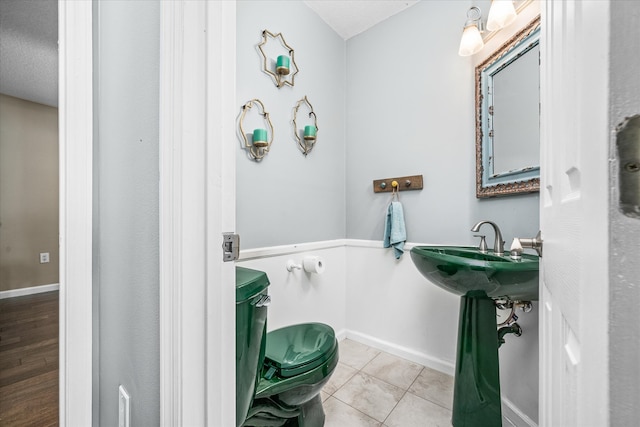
left=511, top=231, right=543, bottom=257
left=473, top=234, right=488, bottom=253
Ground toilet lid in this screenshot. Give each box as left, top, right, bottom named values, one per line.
left=264, top=323, right=337, bottom=378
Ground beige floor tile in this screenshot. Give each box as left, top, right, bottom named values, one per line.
left=407, top=366, right=454, bottom=410
left=323, top=396, right=382, bottom=427
left=333, top=372, right=405, bottom=422
left=338, top=339, right=380, bottom=370
left=321, top=391, right=330, bottom=402
left=384, top=392, right=453, bottom=427
left=362, top=352, right=424, bottom=390
left=323, top=362, right=358, bottom=395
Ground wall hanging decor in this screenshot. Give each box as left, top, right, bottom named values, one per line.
left=292, top=96, right=318, bottom=156
left=239, top=99, right=274, bottom=161
left=258, top=30, right=299, bottom=88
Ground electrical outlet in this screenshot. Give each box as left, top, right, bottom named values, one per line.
left=39, top=252, right=50, bottom=263
left=118, top=385, right=130, bottom=427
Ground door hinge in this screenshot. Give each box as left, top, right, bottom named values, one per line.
left=222, top=232, right=240, bottom=262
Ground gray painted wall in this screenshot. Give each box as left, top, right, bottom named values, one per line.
left=94, top=1, right=160, bottom=425
left=236, top=1, right=347, bottom=249
left=609, top=2, right=640, bottom=425
left=346, top=0, right=476, bottom=245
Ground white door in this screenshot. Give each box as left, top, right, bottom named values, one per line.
left=539, top=1, right=609, bottom=426
left=159, top=1, right=236, bottom=426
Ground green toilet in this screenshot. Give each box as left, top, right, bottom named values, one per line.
left=236, top=266, right=339, bottom=427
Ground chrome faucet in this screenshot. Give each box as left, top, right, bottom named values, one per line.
left=470, top=220, right=505, bottom=255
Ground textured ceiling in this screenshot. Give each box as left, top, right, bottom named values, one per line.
left=0, top=0, right=58, bottom=107
left=0, top=0, right=418, bottom=108
left=304, top=0, right=419, bottom=40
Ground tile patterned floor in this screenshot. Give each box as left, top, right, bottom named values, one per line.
left=322, top=339, right=454, bottom=427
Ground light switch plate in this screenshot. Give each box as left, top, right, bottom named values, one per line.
left=39, top=252, right=50, bottom=263
left=118, top=385, right=130, bottom=427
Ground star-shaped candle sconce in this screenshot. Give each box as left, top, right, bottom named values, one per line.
left=292, top=96, right=318, bottom=156
left=258, top=30, right=299, bottom=88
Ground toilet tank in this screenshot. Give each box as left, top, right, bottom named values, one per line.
left=235, top=266, right=270, bottom=427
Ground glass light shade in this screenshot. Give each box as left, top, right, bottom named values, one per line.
left=487, top=0, right=517, bottom=31
left=458, top=24, right=485, bottom=57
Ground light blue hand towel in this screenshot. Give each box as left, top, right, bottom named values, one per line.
left=383, top=201, right=406, bottom=259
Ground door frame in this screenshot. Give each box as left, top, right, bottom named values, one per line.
left=58, top=0, right=93, bottom=425
left=159, top=1, right=237, bottom=425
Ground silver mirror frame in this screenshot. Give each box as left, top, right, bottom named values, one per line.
left=475, top=16, right=541, bottom=198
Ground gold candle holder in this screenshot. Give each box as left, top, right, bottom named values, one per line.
left=292, top=96, right=319, bottom=156
left=238, top=99, right=274, bottom=161
left=258, top=30, right=299, bottom=88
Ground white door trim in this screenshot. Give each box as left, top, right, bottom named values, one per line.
left=159, top=1, right=185, bottom=423
left=58, top=0, right=93, bottom=425
left=160, top=1, right=236, bottom=425
left=204, top=1, right=237, bottom=425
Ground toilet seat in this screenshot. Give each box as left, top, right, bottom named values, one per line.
left=264, top=323, right=337, bottom=378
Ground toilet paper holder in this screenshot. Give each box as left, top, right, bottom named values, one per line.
left=286, top=260, right=303, bottom=272
left=286, top=256, right=325, bottom=274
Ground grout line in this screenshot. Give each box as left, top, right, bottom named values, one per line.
left=329, top=394, right=384, bottom=424
left=406, top=366, right=424, bottom=391
left=382, top=388, right=407, bottom=425
left=329, top=342, right=455, bottom=424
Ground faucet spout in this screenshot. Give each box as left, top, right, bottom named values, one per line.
left=470, top=220, right=505, bottom=255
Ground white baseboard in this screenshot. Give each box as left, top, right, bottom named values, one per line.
left=502, top=396, right=538, bottom=427
left=334, top=328, right=348, bottom=342
left=345, top=330, right=455, bottom=376
left=0, top=283, right=60, bottom=299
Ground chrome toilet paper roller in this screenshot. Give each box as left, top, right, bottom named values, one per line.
left=286, top=256, right=325, bottom=274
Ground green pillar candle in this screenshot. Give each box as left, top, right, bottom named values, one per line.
left=252, top=128, right=268, bottom=147
left=276, top=55, right=290, bottom=75
left=303, top=125, right=317, bottom=140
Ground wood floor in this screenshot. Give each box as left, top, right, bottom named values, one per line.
left=0, top=291, right=59, bottom=427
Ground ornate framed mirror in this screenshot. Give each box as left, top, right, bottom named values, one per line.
left=476, top=16, right=540, bottom=198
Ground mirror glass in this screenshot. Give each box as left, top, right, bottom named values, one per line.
left=476, top=16, right=540, bottom=198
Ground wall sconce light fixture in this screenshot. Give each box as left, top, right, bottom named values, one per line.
left=239, top=99, right=274, bottom=161
left=292, top=96, right=318, bottom=156
left=258, top=30, right=299, bottom=88
left=487, top=0, right=518, bottom=31
left=459, top=1, right=523, bottom=57
left=458, top=6, right=485, bottom=57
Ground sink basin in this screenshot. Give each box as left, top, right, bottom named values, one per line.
left=410, top=246, right=539, bottom=301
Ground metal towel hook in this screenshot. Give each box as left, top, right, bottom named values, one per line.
left=391, top=180, right=400, bottom=201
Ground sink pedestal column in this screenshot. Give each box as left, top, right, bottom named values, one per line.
left=452, top=291, right=501, bottom=427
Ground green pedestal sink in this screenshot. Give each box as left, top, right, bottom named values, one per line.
left=410, top=246, right=539, bottom=301
left=410, top=246, right=539, bottom=427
